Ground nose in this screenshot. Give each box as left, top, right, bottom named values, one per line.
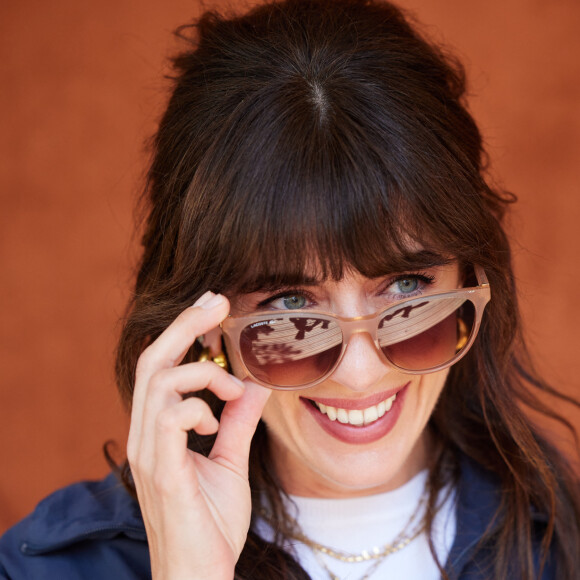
left=328, top=331, right=394, bottom=392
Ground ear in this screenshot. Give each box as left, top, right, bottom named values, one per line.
left=199, top=325, right=224, bottom=357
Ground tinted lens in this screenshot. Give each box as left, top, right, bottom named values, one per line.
left=377, top=295, right=475, bottom=371
left=239, top=315, right=342, bottom=387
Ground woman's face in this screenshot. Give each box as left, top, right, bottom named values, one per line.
left=227, top=261, right=461, bottom=498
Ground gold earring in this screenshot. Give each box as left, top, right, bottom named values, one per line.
left=456, top=318, right=469, bottom=351
left=197, top=346, right=229, bottom=371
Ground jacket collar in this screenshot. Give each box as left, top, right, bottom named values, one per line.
left=444, top=454, right=503, bottom=575
left=445, top=453, right=549, bottom=578
left=21, top=473, right=146, bottom=555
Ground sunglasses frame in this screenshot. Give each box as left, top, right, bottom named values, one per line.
left=221, top=265, right=490, bottom=390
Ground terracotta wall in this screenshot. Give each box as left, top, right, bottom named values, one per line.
left=1, top=0, right=579, bottom=533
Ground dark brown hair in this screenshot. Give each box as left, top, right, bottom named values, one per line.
left=114, top=0, right=580, bottom=578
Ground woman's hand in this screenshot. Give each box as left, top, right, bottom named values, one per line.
left=127, top=292, right=271, bottom=580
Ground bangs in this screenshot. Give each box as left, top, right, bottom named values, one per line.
left=175, top=61, right=490, bottom=296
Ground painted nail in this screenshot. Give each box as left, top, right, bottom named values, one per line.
left=200, top=293, right=225, bottom=310
left=192, top=291, right=214, bottom=308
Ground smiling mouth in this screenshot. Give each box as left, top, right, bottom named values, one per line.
left=310, top=394, right=397, bottom=427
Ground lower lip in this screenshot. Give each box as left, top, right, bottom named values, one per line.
left=301, top=383, right=409, bottom=445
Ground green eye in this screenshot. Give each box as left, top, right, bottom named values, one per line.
left=397, top=278, right=419, bottom=293
left=282, top=295, right=307, bottom=309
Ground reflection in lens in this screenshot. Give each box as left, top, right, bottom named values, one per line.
left=378, top=296, right=475, bottom=371
left=239, top=316, right=342, bottom=387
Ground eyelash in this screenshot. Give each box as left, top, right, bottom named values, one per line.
left=386, top=272, right=435, bottom=295
left=257, top=288, right=317, bottom=309
left=257, top=272, right=437, bottom=310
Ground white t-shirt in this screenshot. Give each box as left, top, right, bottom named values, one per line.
left=255, top=470, right=456, bottom=579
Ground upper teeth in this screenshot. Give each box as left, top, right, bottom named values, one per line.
left=315, top=394, right=397, bottom=426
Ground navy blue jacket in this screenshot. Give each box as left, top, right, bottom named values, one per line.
left=0, top=457, right=555, bottom=579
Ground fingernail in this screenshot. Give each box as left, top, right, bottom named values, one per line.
left=192, top=291, right=214, bottom=308
left=200, top=293, right=225, bottom=310
left=230, top=375, right=245, bottom=389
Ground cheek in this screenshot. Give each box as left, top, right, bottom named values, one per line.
left=259, top=391, right=308, bottom=446
left=417, top=370, right=449, bottom=415
left=261, top=391, right=291, bottom=422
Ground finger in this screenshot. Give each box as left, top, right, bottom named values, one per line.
left=152, top=397, right=219, bottom=491
left=134, top=365, right=244, bottom=465
left=209, top=381, right=271, bottom=475
left=146, top=362, right=245, bottom=406
left=137, top=292, right=229, bottom=380
left=130, top=292, right=229, bottom=445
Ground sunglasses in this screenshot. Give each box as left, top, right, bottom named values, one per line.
left=221, top=266, right=490, bottom=390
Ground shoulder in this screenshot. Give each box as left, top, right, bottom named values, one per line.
left=445, top=454, right=557, bottom=580
left=0, top=473, right=150, bottom=580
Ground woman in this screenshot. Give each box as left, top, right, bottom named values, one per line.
left=1, top=0, right=578, bottom=578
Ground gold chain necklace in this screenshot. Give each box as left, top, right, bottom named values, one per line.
left=287, top=492, right=427, bottom=562
left=268, top=491, right=428, bottom=580
left=302, top=515, right=426, bottom=580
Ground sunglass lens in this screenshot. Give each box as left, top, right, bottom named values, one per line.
left=377, top=295, right=475, bottom=371
left=239, top=315, right=342, bottom=387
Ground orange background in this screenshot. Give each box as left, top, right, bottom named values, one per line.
left=1, top=0, right=579, bottom=533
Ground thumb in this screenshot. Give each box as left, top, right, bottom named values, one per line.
left=208, top=381, right=271, bottom=475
